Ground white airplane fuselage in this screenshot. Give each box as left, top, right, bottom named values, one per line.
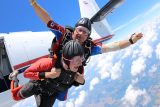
left=0, top=31, right=54, bottom=106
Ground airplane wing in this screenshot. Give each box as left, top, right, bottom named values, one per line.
left=78, top=0, right=124, bottom=41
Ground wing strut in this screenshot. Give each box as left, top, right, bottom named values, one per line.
left=90, top=0, right=124, bottom=23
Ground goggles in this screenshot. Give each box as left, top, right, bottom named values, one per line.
left=75, top=26, right=90, bottom=36
left=62, top=55, right=85, bottom=63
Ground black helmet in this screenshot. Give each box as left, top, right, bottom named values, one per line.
left=62, top=40, right=84, bottom=60
left=75, top=17, right=92, bottom=33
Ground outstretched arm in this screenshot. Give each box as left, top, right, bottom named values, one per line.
left=101, top=32, right=143, bottom=53
left=30, top=0, right=51, bottom=24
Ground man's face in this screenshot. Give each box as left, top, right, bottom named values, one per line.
left=72, top=26, right=90, bottom=44
left=65, top=56, right=84, bottom=72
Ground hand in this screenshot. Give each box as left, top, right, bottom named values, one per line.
left=30, top=0, right=36, bottom=5
left=46, top=68, right=61, bottom=79
left=131, top=32, right=143, bottom=43
left=74, top=72, right=85, bottom=84
left=9, top=70, right=19, bottom=80
left=30, top=0, right=36, bottom=3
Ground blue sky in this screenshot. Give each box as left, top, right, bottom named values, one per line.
left=0, top=0, right=160, bottom=34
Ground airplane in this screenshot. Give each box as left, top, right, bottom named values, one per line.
left=0, top=0, right=124, bottom=106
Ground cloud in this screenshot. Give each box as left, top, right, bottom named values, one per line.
left=96, top=53, right=115, bottom=69
left=95, top=48, right=128, bottom=81
left=110, top=61, right=123, bottom=80
left=141, top=22, right=158, bottom=42
left=62, top=91, right=87, bottom=107
left=121, top=47, right=133, bottom=59
left=148, top=64, right=158, bottom=73
left=58, top=99, right=75, bottom=107
left=121, top=85, right=150, bottom=106
left=97, top=55, right=113, bottom=79
left=141, top=94, right=151, bottom=106
left=139, top=42, right=153, bottom=58
left=13, top=96, right=36, bottom=107
left=156, top=43, right=160, bottom=60
left=58, top=101, right=65, bottom=107
left=130, top=15, right=159, bottom=77
left=89, top=77, right=100, bottom=91
left=66, top=101, right=74, bottom=107
left=98, top=66, right=110, bottom=79
left=131, top=78, right=139, bottom=84
left=74, top=90, right=87, bottom=107
left=131, top=57, right=146, bottom=76
left=90, top=53, right=117, bottom=80
left=132, top=49, right=140, bottom=59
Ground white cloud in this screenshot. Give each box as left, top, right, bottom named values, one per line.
left=66, top=101, right=74, bottom=107
left=94, top=52, right=125, bottom=80
left=63, top=91, right=86, bottom=107
left=111, top=61, right=123, bottom=80
left=93, top=53, right=116, bottom=80
left=98, top=66, right=110, bottom=79
left=156, top=43, right=160, bottom=60
left=121, top=47, right=133, bottom=59
left=131, top=78, right=139, bottom=84
left=131, top=57, right=146, bottom=76
left=122, top=85, right=150, bottom=106
left=141, top=25, right=158, bottom=43
left=58, top=101, right=65, bottom=107
left=74, top=90, right=86, bottom=107
left=139, top=42, right=153, bottom=58
left=96, top=53, right=114, bottom=69
left=141, top=94, right=151, bottom=106
left=132, top=49, right=140, bottom=59
left=59, top=99, right=75, bottom=107
left=89, top=77, right=100, bottom=91
left=148, top=64, right=158, bottom=73
left=13, top=96, right=36, bottom=107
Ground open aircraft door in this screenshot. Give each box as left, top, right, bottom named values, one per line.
left=0, top=37, right=12, bottom=92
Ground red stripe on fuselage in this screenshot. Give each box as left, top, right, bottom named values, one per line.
left=13, top=55, right=49, bottom=70
left=93, top=35, right=113, bottom=44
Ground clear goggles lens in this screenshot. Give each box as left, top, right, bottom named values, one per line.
left=75, top=26, right=90, bottom=35
left=63, top=55, right=85, bottom=62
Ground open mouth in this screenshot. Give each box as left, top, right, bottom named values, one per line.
left=74, top=66, right=79, bottom=69
left=76, top=37, right=80, bottom=41
left=76, top=38, right=79, bottom=41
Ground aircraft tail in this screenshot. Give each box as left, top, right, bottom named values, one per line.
left=78, top=0, right=113, bottom=39
left=78, top=0, right=99, bottom=19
